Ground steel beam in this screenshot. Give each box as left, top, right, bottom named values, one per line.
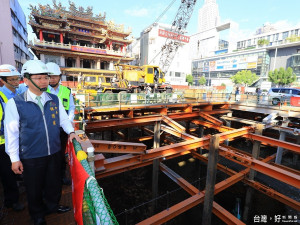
left=199, top=113, right=223, bottom=126
left=192, top=151, right=300, bottom=212
left=191, top=120, right=234, bottom=132
left=219, top=146, right=300, bottom=189
left=160, top=163, right=244, bottom=225
left=161, top=124, right=198, bottom=140
left=247, top=133, right=300, bottom=154
left=86, top=110, right=231, bottom=133
left=90, top=140, right=146, bottom=154
left=220, top=116, right=261, bottom=125
left=162, top=115, right=186, bottom=133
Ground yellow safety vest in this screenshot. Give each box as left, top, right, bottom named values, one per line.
left=0, top=91, right=8, bottom=145
left=47, top=85, right=71, bottom=111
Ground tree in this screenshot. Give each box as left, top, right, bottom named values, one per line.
left=268, top=67, right=296, bottom=86
left=230, top=70, right=258, bottom=86
left=257, top=39, right=270, bottom=46
left=186, top=74, right=193, bottom=86
left=285, top=35, right=300, bottom=43
left=198, top=76, right=206, bottom=86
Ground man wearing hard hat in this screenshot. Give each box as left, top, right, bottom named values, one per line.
left=4, top=60, right=80, bottom=225
left=0, top=64, right=27, bottom=97
left=0, top=64, right=24, bottom=212
left=46, top=62, right=75, bottom=186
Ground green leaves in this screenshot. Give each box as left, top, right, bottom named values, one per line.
left=268, top=67, right=296, bottom=86
left=199, top=76, right=206, bottom=85
left=230, top=70, right=258, bottom=86
left=257, top=39, right=270, bottom=46
left=186, top=74, right=194, bottom=85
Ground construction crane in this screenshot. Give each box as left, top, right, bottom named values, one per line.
left=158, top=0, right=197, bottom=74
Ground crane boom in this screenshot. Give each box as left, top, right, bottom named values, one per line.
left=158, top=0, right=197, bottom=74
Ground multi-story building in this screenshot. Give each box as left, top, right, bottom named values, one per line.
left=198, top=0, right=220, bottom=33
left=191, top=0, right=300, bottom=87
left=192, top=48, right=270, bottom=86
left=28, top=1, right=133, bottom=78
left=0, top=0, right=33, bottom=70
left=237, top=25, right=300, bottom=50
left=140, top=23, right=190, bottom=87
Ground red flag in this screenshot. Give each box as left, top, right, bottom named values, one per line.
left=67, top=141, right=90, bottom=225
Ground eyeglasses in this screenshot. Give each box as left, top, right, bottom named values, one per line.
left=7, top=78, right=21, bottom=82
left=31, top=77, right=50, bottom=81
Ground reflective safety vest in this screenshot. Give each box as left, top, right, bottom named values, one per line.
left=0, top=91, right=8, bottom=145
left=47, top=85, right=71, bottom=111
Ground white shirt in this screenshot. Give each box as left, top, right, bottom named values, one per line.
left=4, top=90, right=74, bottom=163
left=48, top=85, right=75, bottom=121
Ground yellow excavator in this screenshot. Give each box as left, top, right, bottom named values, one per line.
left=77, top=64, right=172, bottom=94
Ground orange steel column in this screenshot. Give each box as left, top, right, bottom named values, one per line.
left=202, top=134, right=220, bottom=225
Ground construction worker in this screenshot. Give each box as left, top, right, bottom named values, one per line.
left=0, top=64, right=27, bottom=97
left=46, top=62, right=75, bottom=186
left=5, top=60, right=80, bottom=225
left=0, top=64, right=24, bottom=211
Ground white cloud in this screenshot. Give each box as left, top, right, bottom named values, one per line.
left=124, top=8, right=149, bottom=17
left=271, top=20, right=300, bottom=30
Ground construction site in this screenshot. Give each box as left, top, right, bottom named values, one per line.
left=1, top=94, right=300, bottom=224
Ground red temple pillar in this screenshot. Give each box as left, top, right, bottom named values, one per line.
left=39, top=30, right=43, bottom=42
left=60, top=33, right=63, bottom=43
left=123, top=44, right=127, bottom=53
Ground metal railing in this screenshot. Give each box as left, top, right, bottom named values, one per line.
left=74, top=91, right=185, bottom=107
left=74, top=92, right=299, bottom=108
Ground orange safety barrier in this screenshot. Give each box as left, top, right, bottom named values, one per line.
left=290, top=96, right=300, bottom=106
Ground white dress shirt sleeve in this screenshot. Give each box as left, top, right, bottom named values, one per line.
left=4, top=99, right=20, bottom=162
left=58, top=98, right=74, bottom=134
left=68, top=92, right=75, bottom=121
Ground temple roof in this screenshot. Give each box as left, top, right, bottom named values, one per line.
left=29, top=0, right=131, bottom=36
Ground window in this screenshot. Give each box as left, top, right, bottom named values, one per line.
left=275, top=33, right=279, bottom=41
left=292, top=89, right=300, bottom=95
left=271, top=88, right=280, bottom=93
left=11, top=11, right=16, bottom=21
left=147, top=68, right=153, bottom=74
left=291, top=30, right=294, bottom=36
left=12, top=28, right=17, bottom=37
left=280, top=88, right=291, bottom=94
left=282, top=31, right=289, bottom=39
left=247, top=39, right=251, bottom=46
left=175, top=72, right=181, bottom=77
left=295, top=29, right=299, bottom=36
left=85, top=76, right=96, bottom=82
left=267, top=35, right=270, bottom=41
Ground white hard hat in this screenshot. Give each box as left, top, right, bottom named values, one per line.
left=0, top=64, right=21, bottom=77
left=46, top=62, right=61, bottom=75
left=21, top=60, right=49, bottom=76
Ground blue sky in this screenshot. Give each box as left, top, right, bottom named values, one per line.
left=19, top=0, right=300, bottom=41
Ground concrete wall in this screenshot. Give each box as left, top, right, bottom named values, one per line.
left=0, top=0, right=14, bottom=65
left=269, top=45, right=300, bottom=71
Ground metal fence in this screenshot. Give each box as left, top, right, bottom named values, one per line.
left=74, top=92, right=297, bottom=108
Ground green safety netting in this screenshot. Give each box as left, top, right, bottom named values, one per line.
left=72, top=139, right=119, bottom=225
